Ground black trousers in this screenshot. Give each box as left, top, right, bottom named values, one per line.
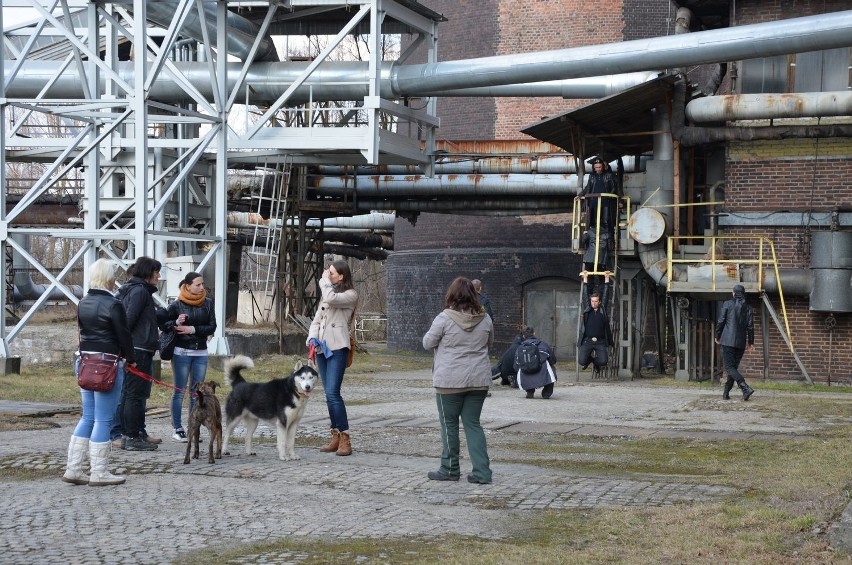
left=120, top=349, right=154, bottom=438
left=721, top=345, right=746, bottom=384
left=578, top=338, right=608, bottom=368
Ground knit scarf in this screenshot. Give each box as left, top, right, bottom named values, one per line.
left=179, top=285, right=207, bottom=306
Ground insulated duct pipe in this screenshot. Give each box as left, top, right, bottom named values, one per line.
left=390, top=11, right=852, bottom=95
left=11, top=234, right=83, bottom=301
left=686, top=92, right=852, bottom=123
left=673, top=79, right=852, bottom=146
left=146, top=2, right=279, bottom=62
left=316, top=156, right=642, bottom=176
left=352, top=198, right=572, bottom=215
left=227, top=211, right=395, bottom=230
left=635, top=106, right=676, bottom=286
left=762, top=269, right=812, bottom=296
left=6, top=11, right=852, bottom=101
left=308, top=174, right=583, bottom=197
left=1, top=62, right=656, bottom=104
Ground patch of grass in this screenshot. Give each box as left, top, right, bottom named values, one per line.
left=177, top=420, right=852, bottom=564
left=180, top=501, right=844, bottom=565
left=0, top=466, right=55, bottom=482
left=0, top=349, right=431, bottom=412
left=0, top=415, right=62, bottom=433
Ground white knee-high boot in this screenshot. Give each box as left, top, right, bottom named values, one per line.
left=88, top=441, right=125, bottom=486
left=61, top=436, right=90, bottom=485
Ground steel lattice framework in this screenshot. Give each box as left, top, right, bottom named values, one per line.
left=0, top=0, right=440, bottom=357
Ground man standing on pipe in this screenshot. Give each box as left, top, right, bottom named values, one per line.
left=715, top=284, right=756, bottom=401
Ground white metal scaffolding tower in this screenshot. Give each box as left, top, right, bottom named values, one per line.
left=1, top=0, right=440, bottom=360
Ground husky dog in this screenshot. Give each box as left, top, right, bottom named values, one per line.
left=221, top=355, right=317, bottom=461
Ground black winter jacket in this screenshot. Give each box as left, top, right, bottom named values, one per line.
left=577, top=282, right=613, bottom=347
left=160, top=297, right=216, bottom=351
left=117, top=277, right=160, bottom=351
left=715, top=297, right=754, bottom=349
left=77, top=289, right=137, bottom=363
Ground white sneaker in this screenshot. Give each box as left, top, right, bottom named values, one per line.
left=172, top=429, right=187, bottom=442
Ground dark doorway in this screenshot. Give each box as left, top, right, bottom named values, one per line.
left=523, top=278, right=580, bottom=361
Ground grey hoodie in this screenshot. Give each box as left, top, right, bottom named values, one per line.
left=423, top=308, right=493, bottom=389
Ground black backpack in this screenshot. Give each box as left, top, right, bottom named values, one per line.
left=515, top=342, right=541, bottom=374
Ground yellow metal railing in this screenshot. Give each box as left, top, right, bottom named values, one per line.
left=666, top=235, right=792, bottom=349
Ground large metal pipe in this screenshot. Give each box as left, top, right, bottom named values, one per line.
left=354, top=198, right=572, bottom=214
left=391, top=11, right=852, bottom=95
left=146, top=2, right=279, bottom=62
left=6, top=11, right=852, bottom=102
left=309, top=174, right=582, bottom=197
left=316, top=155, right=641, bottom=176
left=440, top=72, right=660, bottom=98
left=686, top=92, right=852, bottom=122
left=0, top=61, right=656, bottom=104
left=11, top=234, right=83, bottom=301
left=227, top=211, right=395, bottom=230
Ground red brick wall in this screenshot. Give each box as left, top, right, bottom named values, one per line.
left=406, top=0, right=674, bottom=140
left=492, top=0, right=626, bottom=139
left=405, top=0, right=500, bottom=139
left=723, top=0, right=852, bottom=383
left=738, top=0, right=852, bottom=24
left=737, top=294, right=852, bottom=386
left=724, top=137, right=852, bottom=383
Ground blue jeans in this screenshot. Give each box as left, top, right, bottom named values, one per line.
left=72, top=358, right=126, bottom=443
left=171, top=353, right=208, bottom=430
left=316, top=348, right=349, bottom=433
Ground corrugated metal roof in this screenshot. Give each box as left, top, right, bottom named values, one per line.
left=520, top=74, right=679, bottom=158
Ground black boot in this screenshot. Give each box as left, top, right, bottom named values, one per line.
left=722, top=379, right=734, bottom=400
left=739, top=381, right=754, bottom=401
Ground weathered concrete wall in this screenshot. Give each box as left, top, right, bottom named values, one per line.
left=5, top=324, right=293, bottom=367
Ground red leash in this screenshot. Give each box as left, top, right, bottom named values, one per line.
left=126, top=364, right=197, bottom=398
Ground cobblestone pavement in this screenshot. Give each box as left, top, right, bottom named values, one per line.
left=0, top=371, right=844, bottom=564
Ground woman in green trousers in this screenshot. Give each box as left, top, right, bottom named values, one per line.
left=422, top=276, right=493, bottom=484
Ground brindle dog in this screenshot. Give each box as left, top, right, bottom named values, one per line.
left=183, top=381, right=223, bottom=464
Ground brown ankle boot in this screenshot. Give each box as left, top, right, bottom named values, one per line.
left=320, top=428, right=340, bottom=453
left=336, top=431, right=352, bottom=456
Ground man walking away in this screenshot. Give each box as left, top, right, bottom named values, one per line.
left=715, top=284, right=755, bottom=401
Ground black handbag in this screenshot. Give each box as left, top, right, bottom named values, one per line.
left=159, top=330, right=177, bottom=361
left=77, top=354, right=120, bottom=392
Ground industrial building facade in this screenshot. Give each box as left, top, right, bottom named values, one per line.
left=387, top=0, right=852, bottom=384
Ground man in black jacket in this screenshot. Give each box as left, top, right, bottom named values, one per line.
left=579, top=157, right=622, bottom=284
left=715, top=284, right=755, bottom=401
left=577, top=273, right=613, bottom=375
left=112, top=257, right=163, bottom=451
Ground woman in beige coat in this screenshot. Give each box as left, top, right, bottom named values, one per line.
left=308, top=260, right=358, bottom=456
